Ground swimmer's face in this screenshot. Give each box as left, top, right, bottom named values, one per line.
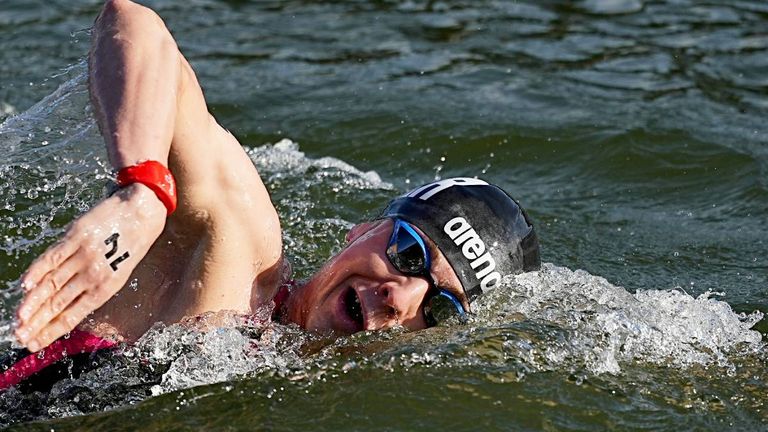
left=285, top=219, right=467, bottom=334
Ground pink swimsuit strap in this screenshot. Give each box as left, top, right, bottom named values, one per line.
left=271, top=280, right=294, bottom=322
left=0, top=329, right=117, bottom=390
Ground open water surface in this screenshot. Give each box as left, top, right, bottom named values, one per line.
left=0, top=0, right=767, bottom=430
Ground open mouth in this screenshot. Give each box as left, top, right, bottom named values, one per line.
left=344, top=286, right=365, bottom=330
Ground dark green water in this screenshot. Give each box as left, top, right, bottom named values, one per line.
left=1, top=0, right=766, bottom=430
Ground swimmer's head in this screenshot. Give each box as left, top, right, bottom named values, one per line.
left=284, top=177, right=539, bottom=335
left=379, top=177, right=540, bottom=303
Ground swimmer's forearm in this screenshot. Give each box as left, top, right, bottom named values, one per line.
left=89, top=0, right=181, bottom=169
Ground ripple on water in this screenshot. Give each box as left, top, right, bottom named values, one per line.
left=0, top=0, right=767, bottom=429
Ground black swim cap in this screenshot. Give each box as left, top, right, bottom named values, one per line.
left=380, top=177, right=540, bottom=303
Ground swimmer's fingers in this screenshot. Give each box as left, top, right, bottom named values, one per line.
left=19, top=237, right=79, bottom=293
left=25, top=291, right=97, bottom=353
left=16, top=251, right=81, bottom=324
left=16, top=272, right=88, bottom=350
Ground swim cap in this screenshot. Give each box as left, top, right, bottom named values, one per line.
left=380, top=177, right=540, bottom=302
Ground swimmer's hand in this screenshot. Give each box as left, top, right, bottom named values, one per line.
left=15, top=184, right=166, bottom=352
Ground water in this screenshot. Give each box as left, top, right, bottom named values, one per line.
left=1, top=0, right=767, bottom=429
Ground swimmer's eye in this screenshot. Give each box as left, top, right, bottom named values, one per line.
left=422, top=288, right=467, bottom=327
left=385, top=218, right=468, bottom=327
left=386, top=219, right=429, bottom=275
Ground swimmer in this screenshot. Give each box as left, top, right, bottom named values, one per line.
left=3, top=0, right=539, bottom=390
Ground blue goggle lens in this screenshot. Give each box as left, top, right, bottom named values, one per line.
left=386, top=219, right=467, bottom=326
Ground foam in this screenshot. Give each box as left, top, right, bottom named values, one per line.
left=248, top=138, right=392, bottom=190
left=475, top=263, right=764, bottom=374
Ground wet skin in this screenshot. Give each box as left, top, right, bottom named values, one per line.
left=13, top=0, right=466, bottom=351
left=284, top=219, right=469, bottom=334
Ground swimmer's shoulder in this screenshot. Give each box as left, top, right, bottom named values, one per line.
left=163, top=120, right=283, bottom=289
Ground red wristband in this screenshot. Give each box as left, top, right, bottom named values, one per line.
left=116, top=160, right=177, bottom=215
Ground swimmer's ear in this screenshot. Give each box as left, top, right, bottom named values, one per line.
left=346, top=220, right=381, bottom=244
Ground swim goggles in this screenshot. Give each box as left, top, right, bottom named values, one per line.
left=385, top=218, right=468, bottom=326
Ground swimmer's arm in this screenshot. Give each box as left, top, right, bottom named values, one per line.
left=89, top=0, right=178, bottom=170
left=89, top=0, right=282, bottom=307
left=15, top=0, right=182, bottom=351
left=16, top=0, right=283, bottom=350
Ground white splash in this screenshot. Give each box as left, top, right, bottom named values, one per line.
left=248, top=138, right=392, bottom=190
left=480, top=264, right=764, bottom=374
left=131, top=310, right=306, bottom=395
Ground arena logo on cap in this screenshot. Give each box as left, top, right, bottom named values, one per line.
left=443, top=216, right=501, bottom=291
left=405, top=177, right=488, bottom=201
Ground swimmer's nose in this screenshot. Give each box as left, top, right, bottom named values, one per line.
left=369, top=281, right=430, bottom=330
